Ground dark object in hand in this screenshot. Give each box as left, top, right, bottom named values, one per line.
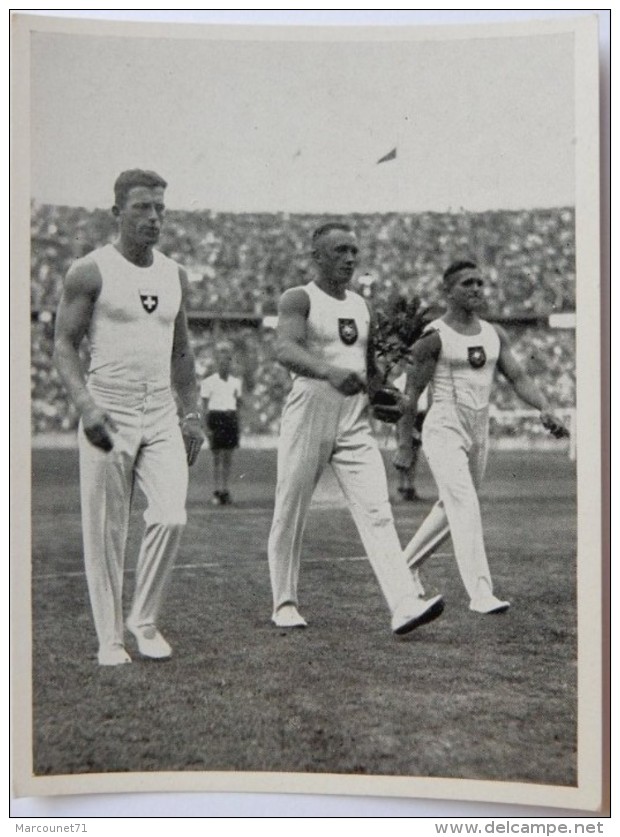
left=371, top=386, right=405, bottom=424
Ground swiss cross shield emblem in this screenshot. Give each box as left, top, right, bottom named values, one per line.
left=468, top=346, right=486, bottom=369
left=140, top=292, right=159, bottom=314
left=338, top=318, right=358, bottom=345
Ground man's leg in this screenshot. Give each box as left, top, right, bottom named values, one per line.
left=402, top=501, right=451, bottom=568
left=330, top=410, right=442, bottom=631
left=403, top=409, right=450, bottom=567
left=211, top=449, right=223, bottom=502
left=78, top=421, right=135, bottom=664
left=220, top=448, right=233, bottom=502
left=464, top=414, right=508, bottom=609
left=397, top=434, right=421, bottom=501
left=422, top=423, right=497, bottom=606
left=267, top=383, right=336, bottom=620
left=127, top=409, right=188, bottom=656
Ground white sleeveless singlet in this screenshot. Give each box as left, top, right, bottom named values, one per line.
left=300, top=281, right=369, bottom=381
left=427, top=318, right=500, bottom=411
left=85, top=244, right=182, bottom=384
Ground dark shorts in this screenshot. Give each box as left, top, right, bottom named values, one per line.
left=207, top=411, right=239, bottom=451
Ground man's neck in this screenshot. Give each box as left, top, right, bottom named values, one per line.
left=114, top=239, right=154, bottom=267
left=314, top=276, right=347, bottom=300
left=443, top=307, right=481, bottom=334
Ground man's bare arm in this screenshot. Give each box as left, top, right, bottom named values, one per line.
left=172, top=268, right=204, bottom=465
left=54, top=259, right=100, bottom=412
left=275, top=287, right=365, bottom=395
left=53, top=259, right=118, bottom=451
left=394, top=332, right=441, bottom=467
left=171, top=269, right=201, bottom=414
left=495, top=325, right=569, bottom=438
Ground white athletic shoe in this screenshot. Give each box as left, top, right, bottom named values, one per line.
left=391, top=594, right=444, bottom=636
left=469, top=593, right=510, bottom=613
left=469, top=578, right=510, bottom=614
left=127, top=622, right=172, bottom=659
left=98, top=644, right=132, bottom=666
left=271, top=604, right=308, bottom=629
left=469, top=595, right=510, bottom=615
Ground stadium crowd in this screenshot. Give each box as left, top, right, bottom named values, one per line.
left=30, top=203, right=576, bottom=438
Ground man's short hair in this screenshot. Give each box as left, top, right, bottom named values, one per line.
left=311, top=221, right=353, bottom=245
left=443, top=259, right=478, bottom=286
left=113, top=169, right=167, bottom=207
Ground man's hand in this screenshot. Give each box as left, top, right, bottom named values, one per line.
left=325, top=366, right=366, bottom=396
left=81, top=403, right=118, bottom=452
left=540, top=411, right=570, bottom=439
left=371, top=385, right=408, bottom=424
left=181, top=414, right=205, bottom=466
left=392, top=443, right=414, bottom=472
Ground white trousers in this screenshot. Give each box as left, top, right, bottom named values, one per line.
left=403, top=401, right=495, bottom=601
left=78, top=375, right=188, bottom=652
left=268, top=379, right=420, bottom=616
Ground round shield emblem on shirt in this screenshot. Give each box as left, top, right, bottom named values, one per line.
left=338, top=318, right=358, bottom=345
left=140, top=291, right=159, bottom=314
left=468, top=346, right=486, bottom=369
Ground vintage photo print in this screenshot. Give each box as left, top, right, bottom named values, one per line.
left=11, top=10, right=604, bottom=816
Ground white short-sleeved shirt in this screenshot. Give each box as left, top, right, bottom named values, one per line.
left=200, top=373, right=242, bottom=411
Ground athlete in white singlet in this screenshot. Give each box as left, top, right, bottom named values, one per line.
left=54, top=170, right=204, bottom=665
left=267, top=222, right=444, bottom=634
left=395, top=260, right=568, bottom=613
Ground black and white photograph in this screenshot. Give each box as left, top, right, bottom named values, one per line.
left=11, top=9, right=606, bottom=818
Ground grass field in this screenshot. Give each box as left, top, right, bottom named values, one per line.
left=30, top=446, right=577, bottom=786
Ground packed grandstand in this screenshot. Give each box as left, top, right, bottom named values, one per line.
left=31, top=204, right=575, bottom=441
